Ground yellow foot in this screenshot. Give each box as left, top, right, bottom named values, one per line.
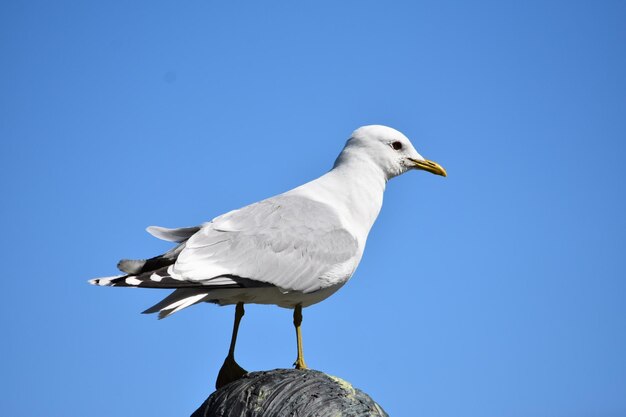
left=293, top=357, right=308, bottom=370
left=216, top=355, right=248, bottom=389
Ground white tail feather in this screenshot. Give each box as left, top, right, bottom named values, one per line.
left=146, top=225, right=200, bottom=242
left=158, top=293, right=209, bottom=319
left=142, top=288, right=211, bottom=319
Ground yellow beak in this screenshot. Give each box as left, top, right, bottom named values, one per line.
left=408, top=158, right=447, bottom=177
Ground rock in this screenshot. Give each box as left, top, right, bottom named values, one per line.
left=191, top=368, right=389, bottom=417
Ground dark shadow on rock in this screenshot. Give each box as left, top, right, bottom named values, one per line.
left=191, top=368, right=388, bottom=417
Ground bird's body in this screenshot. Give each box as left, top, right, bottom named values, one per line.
left=90, top=125, right=446, bottom=385
left=91, top=178, right=376, bottom=314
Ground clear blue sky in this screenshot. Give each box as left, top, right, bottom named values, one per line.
left=1, top=1, right=625, bottom=416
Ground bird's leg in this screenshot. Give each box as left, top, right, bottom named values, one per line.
left=227, top=302, right=245, bottom=359
left=216, top=302, right=248, bottom=389
left=293, top=304, right=308, bottom=370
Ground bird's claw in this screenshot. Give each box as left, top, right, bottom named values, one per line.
left=293, top=357, right=308, bottom=370
left=216, top=355, right=248, bottom=389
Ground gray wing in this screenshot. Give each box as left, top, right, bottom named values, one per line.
left=171, top=195, right=359, bottom=293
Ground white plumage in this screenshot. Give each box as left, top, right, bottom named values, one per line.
left=89, top=125, right=446, bottom=319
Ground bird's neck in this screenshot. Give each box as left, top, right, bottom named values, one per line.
left=288, top=158, right=386, bottom=248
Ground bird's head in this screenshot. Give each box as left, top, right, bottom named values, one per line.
left=334, top=125, right=447, bottom=180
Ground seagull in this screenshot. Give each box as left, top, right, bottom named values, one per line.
left=89, top=125, right=446, bottom=388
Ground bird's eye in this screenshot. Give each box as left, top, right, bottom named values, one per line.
left=391, top=141, right=403, bottom=150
